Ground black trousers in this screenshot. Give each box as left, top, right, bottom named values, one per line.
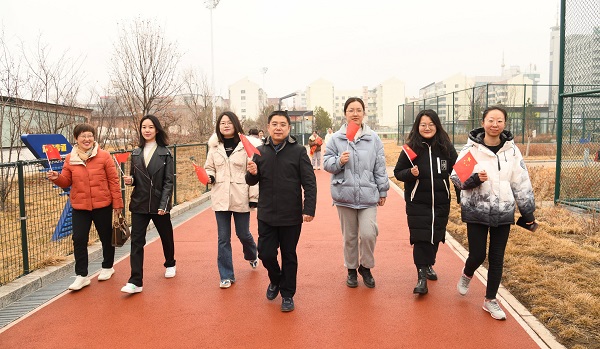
left=257, top=220, right=302, bottom=298
left=128, top=212, right=176, bottom=287
left=413, top=241, right=440, bottom=270
left=463, top=223, right=510, bottom=300
left=71, top=205, right=114, bottom=277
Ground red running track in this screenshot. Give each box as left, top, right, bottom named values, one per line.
left=0, top=170, right=540, bottom=348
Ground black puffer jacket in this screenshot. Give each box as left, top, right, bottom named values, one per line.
left=128, top=146, right=174, bottom=214
left=394, top=142, right=457, bottom=244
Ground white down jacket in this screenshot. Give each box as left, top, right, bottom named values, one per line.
left=204, top=134, right=262, bottom=212
left=450, top=128, right=535, bottom=227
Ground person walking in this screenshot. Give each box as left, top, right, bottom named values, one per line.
left=47, top=123, right=124, bottom=291
left=451, top=106, right=536, bottom=320
left=121, top=115, right=176, bottom=294
left=393, top=109, right=457, bottom=295
left=308, top=130, right=323, bottom=169
left=323, top=127, right=333, bottom=154
left=205, top=111, right=261, bottom=289
left=323, top=97, right=389, bottom=288
left=246, top=110, right=317, bottom=312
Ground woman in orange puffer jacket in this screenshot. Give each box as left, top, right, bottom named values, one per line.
left=47, top=123, right=124, bottom=291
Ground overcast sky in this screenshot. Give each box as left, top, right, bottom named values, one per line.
left=2, top=0, right=559, bottom=101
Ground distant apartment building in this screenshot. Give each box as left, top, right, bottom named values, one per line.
left=228, top=77, right=267, bottom=121
left=418, top=66, right=540, bottom=123
left=306, top=78, right=335, bottom=117
left=305, top=78, right=405, bottom=129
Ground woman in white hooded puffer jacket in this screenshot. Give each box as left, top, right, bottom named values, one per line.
left=451, top=106, right=536, bottom=321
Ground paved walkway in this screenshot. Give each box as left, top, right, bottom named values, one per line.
left=0, top=170, right=561, bottom=348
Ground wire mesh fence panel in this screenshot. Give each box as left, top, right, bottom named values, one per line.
left=557, top=0, right=600, bottom=212
left=0, top=143, right=209, bottom=285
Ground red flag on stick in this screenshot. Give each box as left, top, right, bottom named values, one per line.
left=453, top=151, right=478, bottom=183
left=44, top=144, right=62, bottom=160
left=346, top=122, right=360, bottom=142
left=193, top=163, right=209, bottom=185
left=239, top=133, right=261, bottom=158
left=114, top=152, right=130, bottom=164
left=402, top=144, right=417, bottom=161
left=402, top=144, right=417, bottom=167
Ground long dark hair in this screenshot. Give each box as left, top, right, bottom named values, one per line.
left=138, top=114, right=169, bottom=148
left=406, top=109, right=453, bottom=157
left=215, top=111, right=244, bottom=143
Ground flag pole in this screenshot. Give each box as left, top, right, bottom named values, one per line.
left=112, top=155, right=126, bottom=176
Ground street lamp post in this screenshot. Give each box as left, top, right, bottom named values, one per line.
left=205, top=0, right=220, bottom=125
left=301, top=110, right=311, bottom=145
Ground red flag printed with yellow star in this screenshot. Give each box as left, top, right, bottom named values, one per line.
left=453, top=151, right=478, bottom=183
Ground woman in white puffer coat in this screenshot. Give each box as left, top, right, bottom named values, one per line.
left=451, top=106, right=536, bottom=321
left=204, top=111, right=262, bottom=289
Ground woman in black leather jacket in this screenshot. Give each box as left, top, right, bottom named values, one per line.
left=121, top=115, right=176, bottom=294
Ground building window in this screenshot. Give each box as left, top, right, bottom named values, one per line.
left=241, top=96, right=246, bottom=100
left=455, top=84, right=459, bottom=88
left=241, top=90, right=246, bottom=94
left=241, top=109, right=246, bottom=113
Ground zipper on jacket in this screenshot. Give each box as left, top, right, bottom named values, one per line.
left=427, top=145, right=435, bottom=244
left=443, top=179, right=450, bottom=199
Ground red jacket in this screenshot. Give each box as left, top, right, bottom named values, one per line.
left=53, top=144, right=124, bottom=211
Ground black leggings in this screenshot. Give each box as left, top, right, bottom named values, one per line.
left=463, top=223, right=510, bottom=300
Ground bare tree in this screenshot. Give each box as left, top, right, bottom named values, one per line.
left=0, top=29, right=35, bottom=210
left=110, top=18, right=181, bottom=143
left=22, top=36, right=85, bottom=134
left=180, top=68, right=215, bottom=142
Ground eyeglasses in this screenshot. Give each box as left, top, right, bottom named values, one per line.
left=219, top=121, right=233, bottom=126
left=419, top=123, right=436, bottom=129
left=78, top=133, right=95, bottom=139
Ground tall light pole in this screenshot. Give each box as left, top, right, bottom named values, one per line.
left=205, top=0, right=220, bottom=125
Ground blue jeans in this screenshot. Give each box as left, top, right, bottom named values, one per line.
left=215, top=211, right=257, bottom=281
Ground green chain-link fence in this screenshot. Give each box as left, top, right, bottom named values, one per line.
left=555, top=0, right=600, bottom=212
left=397, top=83, right=562, bottom=147
left=0, top=143, right=208, bottom=285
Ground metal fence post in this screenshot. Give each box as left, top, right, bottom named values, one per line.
left=17, top=160, right=30, bottom=275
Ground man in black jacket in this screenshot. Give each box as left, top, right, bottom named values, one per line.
left=246, top=110, right=317, bottom=312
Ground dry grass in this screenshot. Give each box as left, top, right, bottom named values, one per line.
left=383, top=140, right=600, bottom=349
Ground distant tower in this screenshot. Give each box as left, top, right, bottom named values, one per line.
left=260, top=67, right=268, bottom=91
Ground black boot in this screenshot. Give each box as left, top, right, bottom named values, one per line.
left=413, top=268, right=428, bottom=295
left=425, top=265, right=438, bottom=280
left=346, top=269, right=358, bottom=288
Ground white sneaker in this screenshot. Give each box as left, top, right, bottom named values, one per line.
left=483, top=298, right=507, bottom=320
left=121, top=283, right=143, bottom=294
left=457, top=273, right=472, bottom=295
left=220, top=279, right=232, bottom=288
left=250, top=257, right=259, bottom=269
left=97, top=268, right=115, bottom=281
left=165, top=266, right=176, bottom=278
left=68, top=276, right=90, bottom=291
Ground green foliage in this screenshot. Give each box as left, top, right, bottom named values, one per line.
left=313, top=106, right=333, bottom=135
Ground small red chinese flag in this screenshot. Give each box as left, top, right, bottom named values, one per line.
left=239, top=133, right=261, bottom=158
left=193, top=163, right=209, bottom=185
left=402, top=144, right=417, bottom=161
left=44, top=144, right=62, bottom=160
left=114, top=152, right=130, bottom=164
left=453, top=151, right=478, bottom=183
left=346, top=122, right=360, bottom=142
